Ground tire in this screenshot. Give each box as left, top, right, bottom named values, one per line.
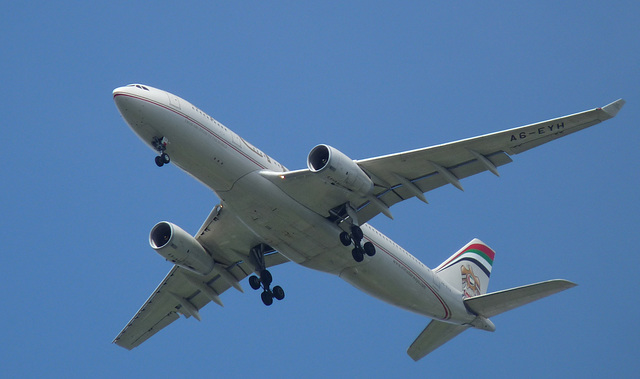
left=339, top=231, right=352, bottom=246
left=161, top=153, right=171, bottom=164
left=272, top=285, right=285, bottom=300
left=260, top=270, right=273, bottom=286
left=155, top=156, right=164, bottom=167
left=363, top=241, right=376, bottom=257
left=261, top=291, right=274, bottom=306
left=351, top=225, right=363, bottom=241
left=249, top=275, right=261, bottom=290
left=352, top=247, right=364, bottom=262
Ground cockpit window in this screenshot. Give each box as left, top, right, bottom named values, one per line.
left=127, top=84, right=150, bottom=91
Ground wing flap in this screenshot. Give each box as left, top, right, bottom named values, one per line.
left=356, top=151, right=512, bottom=223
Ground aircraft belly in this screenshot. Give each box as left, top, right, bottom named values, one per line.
left=218, top=171, right=355, bottom=270
left=219, top=172, right=465, bottom=321
left=120, top=93, right=255, bottom=192
left=338, top=242, right=452, bottom=320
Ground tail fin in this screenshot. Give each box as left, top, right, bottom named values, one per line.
left=435, top=238, right=495, bottom=297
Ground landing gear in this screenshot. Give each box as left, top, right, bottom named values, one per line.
left=261, top=290, right=274, bottom=306
left=341, top=225, right=375, bottom=262
left=340, top=231, right=352, bottom=246
left=248, top=244, right=285, bottom=306
left=152, top=137, right=170, bottom=167
left=352, top=247, right=364, bottom=262
left=154, top=153, right=170, bottom=167
left=272, top=285, right=285, bottom=300
left=249, top=269, right=284, bottom=306
left=330, top=203, right=376, bottom=262
left=249, top=275, right=261, bottom=290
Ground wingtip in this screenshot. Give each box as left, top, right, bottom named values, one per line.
left=601, top=99, right=625, bottom=119
left=550, top=279, right=578, bottom=289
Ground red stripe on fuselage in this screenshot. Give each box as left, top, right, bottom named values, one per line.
left=114, top=93, right=267, bottom=170
left=367, top=238, right=451, bottom=320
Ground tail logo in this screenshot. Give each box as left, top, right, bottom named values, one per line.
left=461, top=265, right=481, bottom=298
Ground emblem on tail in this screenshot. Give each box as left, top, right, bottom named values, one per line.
left=461, top=265, right=481, bottom=298
left=435, top=238, right=495, bottom=296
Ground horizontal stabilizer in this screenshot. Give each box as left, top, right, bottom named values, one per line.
left=407, top=320, right=470, bottom=361
left=464, top=279, right=576, bottom=318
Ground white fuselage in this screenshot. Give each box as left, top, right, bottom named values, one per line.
left=113, top=84, right=474, bottom=325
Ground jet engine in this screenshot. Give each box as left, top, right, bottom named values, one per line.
left=307, top=144, right=374, bottom=197
left=149, top=221, right=214, bottom=275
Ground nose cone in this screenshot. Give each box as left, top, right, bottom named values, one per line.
left=113, top=85, right=158, bottom=143
left=112, top=86, right=129, bottom=97
left=113, top=84, right=155, bottom=114
left=113, top=85, right=149, bottom=125
left=113, top=85, right=135, bottom=111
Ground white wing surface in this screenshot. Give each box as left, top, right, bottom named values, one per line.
left=264, top=100, right=625, bottom=224
left=113, top=205, right=290, bottom=350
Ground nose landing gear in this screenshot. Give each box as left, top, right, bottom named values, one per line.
left=152, top=136, right=170, bottom=167
left=155, top=153, right=171, bottom=167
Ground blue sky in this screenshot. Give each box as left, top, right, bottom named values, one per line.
left=2, top=2, right=638, bottom=378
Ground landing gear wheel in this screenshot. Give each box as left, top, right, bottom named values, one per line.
left=352, top=247, right=364, bottom=262
left=249, top=275, right=261, bottom=290
left=260, top=269, right=273, bottom=287
left=339, top=231, right=352, bottom=246
left=351, top=225, right=364, bottom=241
left=261, top=291, right=274, bottom=306
left=161, top=153, right=170, bottom=164
left=272, top=285, right=285, bottom=301
left=363, top=241, right=376, bottom=257
left=250, top=244, right=286, bottom=306
left=155, top=156, right=164, bottom=167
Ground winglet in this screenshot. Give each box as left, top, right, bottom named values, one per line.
left=601, top=99, right=625, bottom=119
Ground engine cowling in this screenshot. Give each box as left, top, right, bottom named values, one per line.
left=149, top=221, right=214, bottom=275
left=307, top=144, right=374, bottom=197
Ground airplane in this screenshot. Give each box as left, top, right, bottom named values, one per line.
left=112, top=83, right=625, bottom=360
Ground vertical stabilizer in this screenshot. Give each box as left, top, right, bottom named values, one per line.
left=435, top=238, right=495, bottom=297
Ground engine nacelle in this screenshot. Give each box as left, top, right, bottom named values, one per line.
left=149, top=221, right=214, bottom=275
left=307, top=144, right=374, bottom=197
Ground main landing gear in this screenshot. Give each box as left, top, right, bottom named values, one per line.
left=340, top=225, right=375, bottom=263
left=248, top=244, right=285, bottom=306
left=152, top=136, right=170, bottom=167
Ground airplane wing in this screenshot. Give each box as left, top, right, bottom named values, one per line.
left=263, top=99, right=625, bottom=224
left=113, top=204, right=290, bottom=350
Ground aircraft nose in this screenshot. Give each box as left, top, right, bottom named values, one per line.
left=113, top=85, right=144, bottom=117
left=113, top=86, right=132, bottom=110
left=113, top=84, right=152, bottom=98
left=113, top=85, right=135, bottom=102
left=112, top=86, right=127, bottom=97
